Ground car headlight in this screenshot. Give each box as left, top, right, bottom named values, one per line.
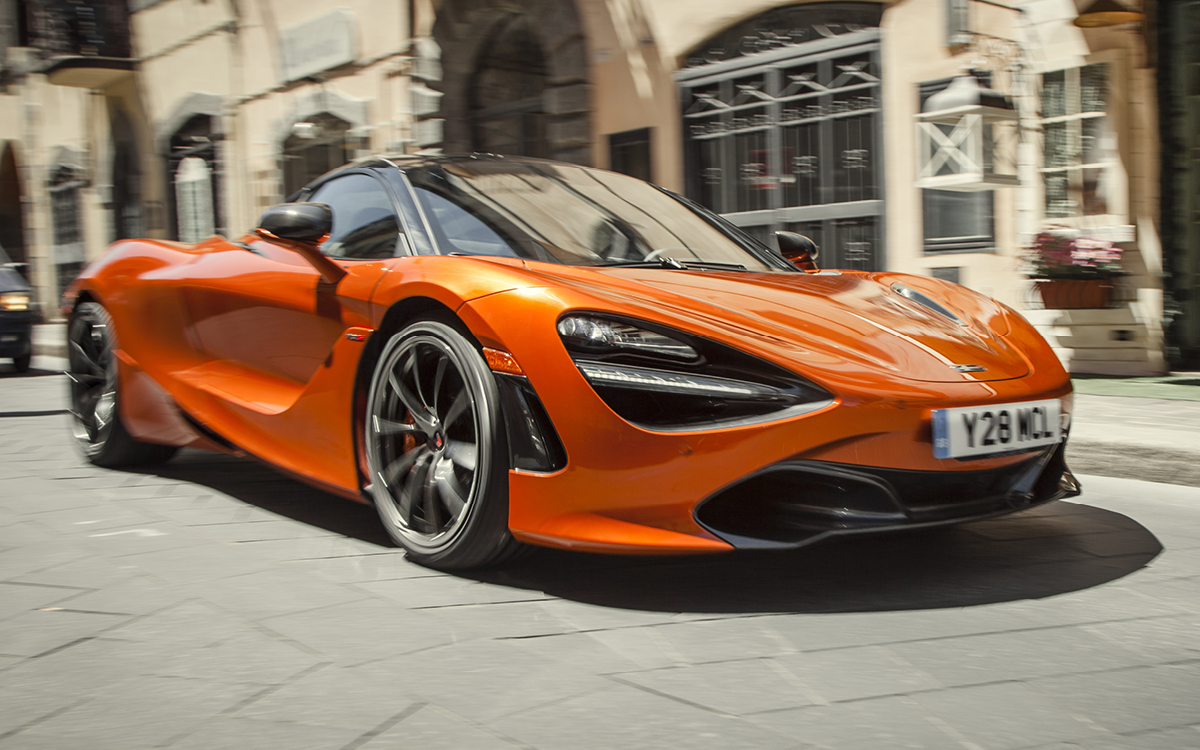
left=0, top=293, right=29, bottom=312
left=557, top=316, right=698, bottom=359
left=558, top=313, right=833, bottom=430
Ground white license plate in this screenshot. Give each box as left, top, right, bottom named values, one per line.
left=932, top=399, right=1062, bottom=459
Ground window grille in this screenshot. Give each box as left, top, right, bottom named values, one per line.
left=49, top=182, right=81, bottom=246
left=680, top=7, right=884, bottom=270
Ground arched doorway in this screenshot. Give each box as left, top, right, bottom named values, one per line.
left=281, top=112, right=355, bottom=197
left=167, top=113, right=222, bottom=242
left=469, top=14, right=549, bottom=158
left=432, top=0, right=590, bottom=163
left=0, top=143, right=26, bottom=275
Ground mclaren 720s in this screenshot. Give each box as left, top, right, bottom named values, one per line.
left=63, top=155, right=1080, bottom=569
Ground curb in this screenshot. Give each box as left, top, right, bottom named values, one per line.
left=1066, top=439, right=1200, bottom=488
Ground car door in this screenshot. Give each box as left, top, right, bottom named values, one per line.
left=177, top=170, right=406, bottom=484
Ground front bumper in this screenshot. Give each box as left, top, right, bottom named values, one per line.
left=462, top=287, right=1076, bottom=555
left=695, top=442, right=1080, bottom=549
left=0, top=312, right=32, bottom=358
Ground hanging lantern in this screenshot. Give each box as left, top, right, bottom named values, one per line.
left=915, top=73, right=1020, bottom=191
left=1073, top=0, right=1143, bottom=28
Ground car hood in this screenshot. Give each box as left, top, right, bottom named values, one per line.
left=520, top=264, right=1030, bottom=384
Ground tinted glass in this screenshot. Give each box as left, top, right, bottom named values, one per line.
left=405, top=161, right=789, bottom=271
left=308, top=173, right=401, bottom=259
left=414, top=189, right=520, bottom=258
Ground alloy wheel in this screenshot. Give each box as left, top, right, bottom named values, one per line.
left=366, top=324, right=490, bottom=553
left=67, top=303, right=118, bottom=453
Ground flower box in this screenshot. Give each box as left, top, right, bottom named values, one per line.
left=1025, top=232, right=1123, bottom=308
left=1034, top=278, right=1115, bottom=309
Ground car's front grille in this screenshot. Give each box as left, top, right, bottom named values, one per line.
left=694, top=444, right=1077, bottom=547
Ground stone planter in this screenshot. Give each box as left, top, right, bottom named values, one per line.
left=1033, top=278, right=1116, bottom=309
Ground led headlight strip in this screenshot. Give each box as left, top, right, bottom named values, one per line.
left=576, top=361, right=788, bottom=400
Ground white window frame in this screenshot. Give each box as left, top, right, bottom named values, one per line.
left=1035, top=50, right=1128, bottom=227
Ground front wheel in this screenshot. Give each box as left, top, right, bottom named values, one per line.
left=364, top=319, right=519, bottom=569
left=67, top=301, right=178, bottom=467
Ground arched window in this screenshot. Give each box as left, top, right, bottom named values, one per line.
left=175, top=158, right=215, bottom=243
left=282, top=112, right=355, bottom=197
left=168, top=113, right=222, bottom=242
left=469, top=15, right=548, bottom=158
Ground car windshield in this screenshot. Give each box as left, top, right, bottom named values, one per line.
left=403, top=160, right=791, bottom=272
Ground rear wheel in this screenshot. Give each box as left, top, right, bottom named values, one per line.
left=364, top=318, right=519, bottom=569
left=67, top=301, right=178, bottom=467
left=11, top=353, right=30, bottom=373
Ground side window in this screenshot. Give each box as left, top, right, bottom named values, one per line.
left=307, top=174, right=402, bottom=259
left=414, top=188, right=520, bottom=258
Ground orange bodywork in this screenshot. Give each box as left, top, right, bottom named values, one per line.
left=69, top=223, right=1072, bottom=555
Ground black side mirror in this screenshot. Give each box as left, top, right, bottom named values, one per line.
left=775, top=231, right=819, bottom=272
left=257, top=203, right=332, bottom=244
left=255, top=202, right=345, bottom=284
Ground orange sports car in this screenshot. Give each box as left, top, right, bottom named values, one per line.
left=64, top=155, right=1079, bottom=569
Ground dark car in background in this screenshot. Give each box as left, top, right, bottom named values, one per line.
left=0, top=244, right=34, bottom=373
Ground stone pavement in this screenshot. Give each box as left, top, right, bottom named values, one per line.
left=2, top=365, right=1200, bottom=750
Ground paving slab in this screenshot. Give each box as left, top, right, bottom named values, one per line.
left=614, top=658, right=821, bottom=715
left=15, top=674, right=265, bottom=749
left=904, top=682, right=1108, bottom=750
left=489, top=685, right=804, bottom=750
left=357, top=638, right=612, bottom=724
left=773, top=646, right=944, bottom=703
left=356, top=703, right=528, bottom=750
left=1026, top=663, right=1200, bottom=736
left=745, top=696, right=967, bottom=750
left=167, top=718, right=364, bottom=750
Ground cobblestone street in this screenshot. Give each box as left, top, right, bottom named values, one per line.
left=2, top=367, right=1199, bottom=750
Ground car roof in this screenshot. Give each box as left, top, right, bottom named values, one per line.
left=335, top=153, right=586, bottom=178
left=294, top=153, right=602, bottom=199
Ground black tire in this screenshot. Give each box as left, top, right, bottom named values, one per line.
left=12, top=352, right=30, bottom=373
left=364, top=318, right=520, bottom=569
left=67, top=301, right=178, bottom=468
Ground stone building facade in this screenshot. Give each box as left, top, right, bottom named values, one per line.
left=0, top=0, right=1171, bottom=374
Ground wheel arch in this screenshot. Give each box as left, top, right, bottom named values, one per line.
left=66, top=287, right=99, bottom=315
